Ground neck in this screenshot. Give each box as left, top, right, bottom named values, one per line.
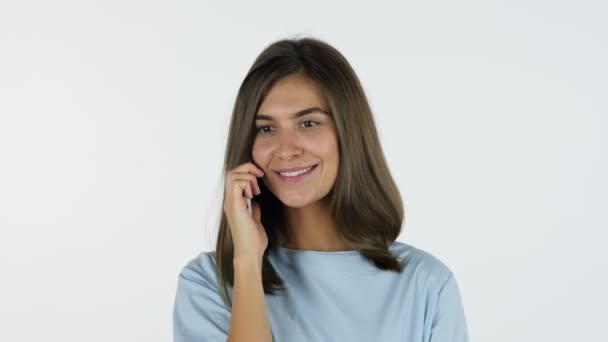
left=281, top=197, right=351, bottom=252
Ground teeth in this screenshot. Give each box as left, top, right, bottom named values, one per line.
left=280, top=166, right=313, bottom=177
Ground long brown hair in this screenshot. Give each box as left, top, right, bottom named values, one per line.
left=215, top=36, right=406, bottom=309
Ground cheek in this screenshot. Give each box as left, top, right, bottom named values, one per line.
left=316, top=133, right=340, bottom=162
left=252, top=142, right=272, bottom=166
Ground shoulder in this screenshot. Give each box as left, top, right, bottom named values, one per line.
left=173, top=251, right=233, bottom=340
left=177, top=250, right=221, bottom=290
left=390, top=240, right=455, bottom=290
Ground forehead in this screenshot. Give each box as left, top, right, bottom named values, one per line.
left=257, top=74, right=329, bottom=117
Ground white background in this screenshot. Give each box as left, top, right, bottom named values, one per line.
left=1, top=1, right=606, bottom=341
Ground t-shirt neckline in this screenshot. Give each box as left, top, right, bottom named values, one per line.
left=274, top=243, right=362, bottom=256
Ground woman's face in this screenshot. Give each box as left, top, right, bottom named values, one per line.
left=252, top=73, right=340, bottom=209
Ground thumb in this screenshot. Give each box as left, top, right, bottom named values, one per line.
left=252, top=199, right=262, bottom=223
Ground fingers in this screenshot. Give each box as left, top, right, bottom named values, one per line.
left=228, top=162, right=264, bottom=195
left=225, top=162, right=265, bottom=213
left=231, top=179, right=253, bottom=199
left=233, top=162, right=265, bottom=178
left=230, top=174, right=261, bottom=196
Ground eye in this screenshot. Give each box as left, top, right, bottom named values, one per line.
left=302, top=120, right=320, bottom=128
left=255, top=120, right=320, bottom=135
left=255, top=125, right=273, bottom=134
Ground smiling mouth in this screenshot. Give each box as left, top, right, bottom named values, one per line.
left=276, top=164, right=316, bottom=175
left=275, top=164, right=319, bottom=182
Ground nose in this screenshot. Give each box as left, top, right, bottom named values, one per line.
left=276, top=128, right=303, bottom=159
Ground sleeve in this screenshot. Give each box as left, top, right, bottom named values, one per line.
left=429, top=272, right=469, bottom=342
left=173, top=253, right=232, bottom=342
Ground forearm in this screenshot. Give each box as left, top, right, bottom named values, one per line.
left=227, top=258, right=272, bottom=342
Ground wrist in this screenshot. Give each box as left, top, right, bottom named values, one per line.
left=233, top=255, right=263, bottom=270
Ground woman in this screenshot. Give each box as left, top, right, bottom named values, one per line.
left=173, top=37, right=469, bottom=342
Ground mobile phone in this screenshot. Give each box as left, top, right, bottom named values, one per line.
left=246, top=198, right=252, bottom=216
left=246, top=158, right=256, bottom=216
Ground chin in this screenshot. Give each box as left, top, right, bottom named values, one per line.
left=277, top=193, right=315, bottom=209
left=279, top=199, right=310, bottom=209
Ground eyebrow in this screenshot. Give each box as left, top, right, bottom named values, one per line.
left=255, top=107, right=330, bottom=121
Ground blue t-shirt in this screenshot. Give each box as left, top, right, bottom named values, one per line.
left=173, top=240, right=469, bottom=342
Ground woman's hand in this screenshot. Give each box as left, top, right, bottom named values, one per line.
left=223, top=162, right=267, bottom=263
